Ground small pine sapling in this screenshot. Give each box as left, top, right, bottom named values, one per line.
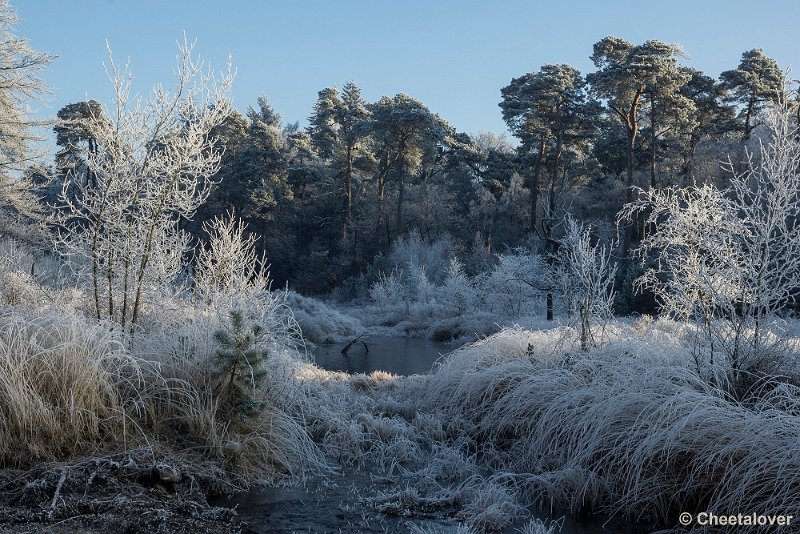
left=212, top=310, right=269, bottom=423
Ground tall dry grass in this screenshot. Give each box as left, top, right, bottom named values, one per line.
left=0, top=288, right=325, bottom=485
left=420, top=322, right=800, bottom=530
left=0, top=311, right=136, bottom=466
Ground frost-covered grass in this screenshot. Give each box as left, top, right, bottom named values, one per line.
left=4, top=233, right=800, bottom=531
left=419, top=320, right=800, bottom=529
left=0, top=307, right=325, bottom=484
left=0, top=311, right=133, bottom=466
left=0, top=246, right=325, bottom=487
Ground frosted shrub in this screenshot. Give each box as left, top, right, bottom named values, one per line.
left=0, top=237, right=63, bottom=288
left=189, top=213, right=302, bottom=353
left=285, top=290, right=363, bottom=344
left=517, top=518, right=563, bottom=534
left=481, top=248, right=548, bottom=318
left=195, top=214, right=270, bottom=304
left=388, top=230, right=456, bottom=284
left=458, top=476, right=525, bottom=530
left=369, top=268, right=407, bottom=314
left=407, top=263, right=438, bottom=315
left=440, top=258, right=479, bottom=314
left=556, top=217, right=616, bottom=351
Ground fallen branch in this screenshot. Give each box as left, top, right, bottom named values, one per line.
left=341, top=334, right=369, bottom=355
left=47, top=468, right=67, bottom=519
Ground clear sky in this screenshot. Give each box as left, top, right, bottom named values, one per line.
left=15, top=0, right=800, bottom=139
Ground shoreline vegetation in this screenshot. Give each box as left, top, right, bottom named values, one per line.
left=2, top=111, right=800, bottom=530
left=1, top=2, right=799, bottom=531
left=1, top=260, right=799, bottom=532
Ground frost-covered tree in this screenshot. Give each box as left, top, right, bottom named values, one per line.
left=501, top=65, right=601, bottom=318
left=0, top=0, right=52, bottom=175
left=556, top=217, right=616, bottom=351
left=621, top=100, right=800, bottom=385
left=441, top=258, right=478, bottom=314
left=53, top=38, right=233, bottom=330
left=720, top=49, right=783, bottom=139
left=481, top=247, right=549, bottom=318
left=195, top=213, right=270, bottom=303
left=0, top=0, right=52, bottom=237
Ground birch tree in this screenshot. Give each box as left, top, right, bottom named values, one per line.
left=620, top=99, right=800, bottom=385
left=0, top=0, right=52, bottom=238
left=556, top=216, right=617, bottom=351
left=0, top=0, right=52, bottom=175
left=54, top=38, right=233, bottom=331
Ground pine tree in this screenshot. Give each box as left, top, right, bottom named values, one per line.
left=587, top=37, right=687, bottom=199
left=720, top=49, right=783, bottom=138
left=212, top=311, right=269, bottom=423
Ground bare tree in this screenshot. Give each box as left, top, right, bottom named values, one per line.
left=620, top=97, right=800, bottom=385
left=0, top=0, right=52, bottom=173
left=556, top=216, right=617, bottom=351
left=54, top=38, right=233, bottom=331
left=195, top=213, right=270, bottom=303
left=0, top=0, right=53, bottom=239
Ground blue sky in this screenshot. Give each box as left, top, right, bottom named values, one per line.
left=15, top=0, right=800, bottom=139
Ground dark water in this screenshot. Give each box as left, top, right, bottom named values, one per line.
left=218, top=337, right=652, bottom=533
left=312, top=335, right=457, bottom=376
left=215, top=470, right=650, bottom=534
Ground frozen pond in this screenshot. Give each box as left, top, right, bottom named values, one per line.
left=312, top=335, right=458, bottom=376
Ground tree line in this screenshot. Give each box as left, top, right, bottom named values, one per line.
left=22, top=36, right=792, bottom=306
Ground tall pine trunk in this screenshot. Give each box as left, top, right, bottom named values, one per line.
left=529, top=138, right=545, bottom=233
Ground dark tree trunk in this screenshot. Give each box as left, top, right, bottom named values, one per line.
left=396, top=167, right=404, bottom=234
left=343, top=145, right=353, bottom=239
left=650, top=94, right=658, bottom=189
left=744, top=95, right=756, bottom=139
left=529, top=138, right=545, bottom=233
left=395, top=140, right=407, bottom=235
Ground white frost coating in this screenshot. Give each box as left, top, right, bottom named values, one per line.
left=52, top=37, right=234, bottom=331
left=620, top=100, right=800, bottom=385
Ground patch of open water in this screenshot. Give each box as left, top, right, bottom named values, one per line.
left=218, top=337, right=654, bottom=533
left=312, top=335, right=458, bottom=376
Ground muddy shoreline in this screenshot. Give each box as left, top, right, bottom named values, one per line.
left=0, top=457, right=648, bottom=534
left=0, top=452, right=245, bottom=534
